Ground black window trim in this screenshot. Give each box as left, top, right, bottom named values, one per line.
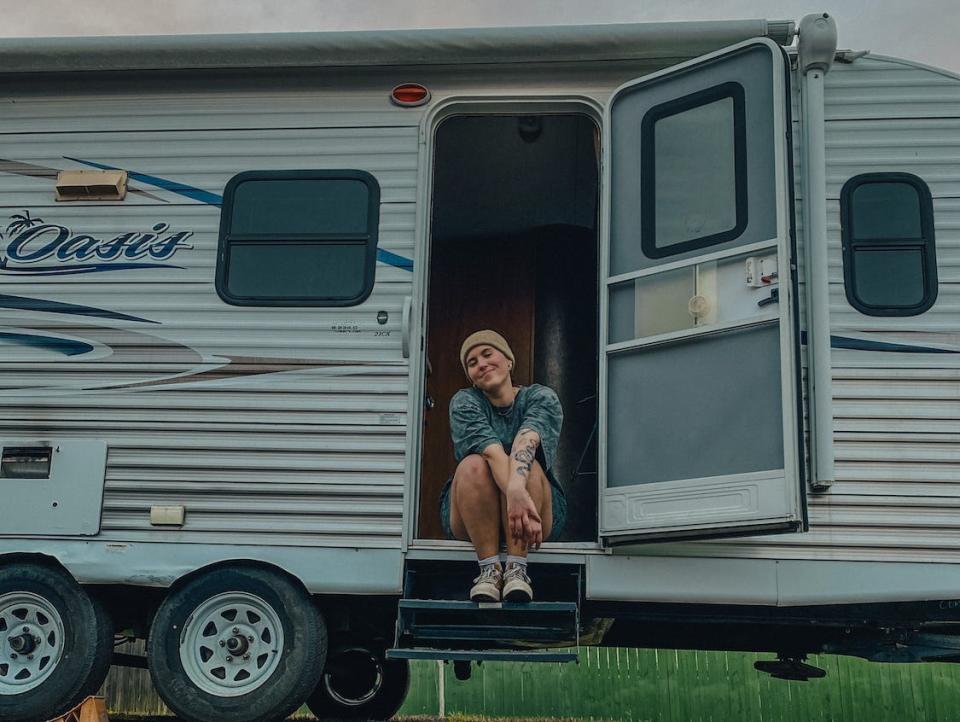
left=216, top=169, right=381, bottom=307
left=640, top=81, right=749, bottom=260
left=840, top=172, right=937, bottom=317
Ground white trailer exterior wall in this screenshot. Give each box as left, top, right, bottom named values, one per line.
left=0, top=78, right=427, bottom=591
left=3, top=22, right=960, bottom=722
left=0, top=61, right=663, bottom=593
left=0, top=125, right=419, bottom=548
left=0, top=47, right=956, bottom=596
left=588, top=54, right=960, bottom=602
left=653, top=55, right=958, bottom=557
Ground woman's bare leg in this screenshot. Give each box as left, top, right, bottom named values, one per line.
left=449, top=454, right=501, bottom=560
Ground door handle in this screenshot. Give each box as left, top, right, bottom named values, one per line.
left=758, top=288, right=780, bottom=308
left=401, top=296, right=412, bottom=359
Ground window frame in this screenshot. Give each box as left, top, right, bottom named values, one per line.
left=216, top=169, right=381, bottom=307
left=640, top=81, right=749, bottom=260
left=840, top=172, right=938, bottom=317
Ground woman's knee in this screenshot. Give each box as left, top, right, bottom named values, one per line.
left=453, top=455, right=498, bottom=500
left=455, top=454, right=493, bottom=483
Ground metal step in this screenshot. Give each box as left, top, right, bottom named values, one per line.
left=394, top=598, right=579, bottom=652
left=386, top=647, right=578, bottom=663
left=392, top=563, right=583, bottom=663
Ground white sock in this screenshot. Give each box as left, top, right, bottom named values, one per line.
left=505, top=555, right=528, bottom=569
left=478, top=554, right=500, bottom=570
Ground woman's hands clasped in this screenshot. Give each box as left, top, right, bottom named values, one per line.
left=507, top=481, right=543, bottom=550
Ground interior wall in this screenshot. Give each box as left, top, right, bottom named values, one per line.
left=420, top=113, right=598, bottom=542
left=419, top=236, right=537, bottom=539
left=430, top=115, right=597, bottom=241
left=533, top=226, right=598, bottom=541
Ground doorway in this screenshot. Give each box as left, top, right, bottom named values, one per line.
left=417, top=112, right=600, bottom=543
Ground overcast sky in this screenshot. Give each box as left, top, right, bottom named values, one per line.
left=1, top=0, right=957, bottom=72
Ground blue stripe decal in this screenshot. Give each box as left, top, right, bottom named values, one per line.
left=0, top=293, right=157, bottom=324
left=0, top=263, right=182, bottom=276
left=66, top=157, right=225, bottom=206
left=0, top=331, right=94, bottom=356
left=377, top=248, right=413, bottom=271
left=803, top=331, right=957, bottom=354
left=831, top=334, right=956, bottom=354
left=66, top=157, right=416, bottom=271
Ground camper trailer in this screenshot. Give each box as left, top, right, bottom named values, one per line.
left=0, top=12, right=958, bottom=721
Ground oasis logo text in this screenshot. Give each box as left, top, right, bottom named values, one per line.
left=0, top=211, right=193, bottom=276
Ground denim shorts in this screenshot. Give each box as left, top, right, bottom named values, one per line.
left=439, top=467, right=568, bottom=542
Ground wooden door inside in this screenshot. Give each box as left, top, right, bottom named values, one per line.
left=417, top=236, right=535, bottom=539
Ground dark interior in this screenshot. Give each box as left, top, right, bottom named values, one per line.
left=419, top=113, right=600, bottom=542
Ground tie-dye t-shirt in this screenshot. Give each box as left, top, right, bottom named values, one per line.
left=448, top=384, right=563, bottom=473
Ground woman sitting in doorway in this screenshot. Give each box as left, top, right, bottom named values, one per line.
left=439, top=330, right=567, bottom=602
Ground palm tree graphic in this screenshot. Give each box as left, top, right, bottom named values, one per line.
left=1, top=211, right=45, bottom=269
left=6, top=210, right=43, bottom=236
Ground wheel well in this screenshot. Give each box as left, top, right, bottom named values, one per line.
left=0, top=555, right=397, bottom=645
left=165, top=558, right=313, bottom=599
left=317, top=595, right=400, bottom=651
left=0, top=551, right=72, bottom=576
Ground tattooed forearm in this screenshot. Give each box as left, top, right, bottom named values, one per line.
left=513, top=444, right=536, bottom=478
left=513, top=440, right=537, bottom=478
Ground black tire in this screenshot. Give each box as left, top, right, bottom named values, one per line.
left=0, top=563, right=114, bottom=722
left=306, top=648, right=410, bottom=721
left=148, top=565, right=326, bottom=722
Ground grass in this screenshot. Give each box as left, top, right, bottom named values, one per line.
left=110, top=714, right=600, bottom=722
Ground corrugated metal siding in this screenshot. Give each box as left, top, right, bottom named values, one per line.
left=823, top=56, right=960, bottom=120
left=4, top=55, right=956, bottom=567
left=819, top=56, right=960, bottom=561
left=0, top=127, right=420, bottom=205
left=0, top=60, right=670, bottom=134
left=0, top=93, right=418, bottom=133
left=0, top=91, right=420, bottom=549
left=657, top=55, right=960, bottom=564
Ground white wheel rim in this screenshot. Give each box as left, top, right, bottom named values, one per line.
left=323, top=649, right=384, bottom=707
left=0, top=592, right=66, bottom=695
left=179, top=591, right=284, bottom=697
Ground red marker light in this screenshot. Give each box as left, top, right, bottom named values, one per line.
left=391, top=83, right=431, bottom=107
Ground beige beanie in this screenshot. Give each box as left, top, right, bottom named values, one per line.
left=460, top=330, right=515, bottom=379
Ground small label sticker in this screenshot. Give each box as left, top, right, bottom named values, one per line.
left=331, top=321, right=362, bottom=334
left=380, top=413, right=404, bottom=426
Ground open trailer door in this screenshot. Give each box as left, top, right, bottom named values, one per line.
left=599, top=38, right=804, bottom=544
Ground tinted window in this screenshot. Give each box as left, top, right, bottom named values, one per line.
left=850, top=182, right=922, bottom=240
left=852, top=249, right=925, bottom=308
left=840, top=173, right=937, bottom=316
left=654, top=97, right=738, bottom=249
left=227, top=243, right=368, bottom=299
left=641, top=82, right=747, bottom=259
left=216, top=170, right=380, bottom=306
left=231, top=179, right=370, bottom=236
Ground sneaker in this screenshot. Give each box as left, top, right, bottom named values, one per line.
left=470, top=564, right=503, bottom=602
left=502, top=563, right=533, bottom=602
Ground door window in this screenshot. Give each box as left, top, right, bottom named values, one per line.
left=642, top=83, right=747, bottom=258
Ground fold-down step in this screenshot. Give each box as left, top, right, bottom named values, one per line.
left=390, top=599, right=579, bottom=661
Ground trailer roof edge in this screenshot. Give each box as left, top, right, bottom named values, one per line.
left=0, top=19, right=796, bottom=74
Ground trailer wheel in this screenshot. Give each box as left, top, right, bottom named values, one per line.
left=0, top=563, right=113, bottom=722
left=306, top=647, right=410, bottom=721
left=148, top=565, right=325, bottom=722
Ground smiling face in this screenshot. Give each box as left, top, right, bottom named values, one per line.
left=465, top=344, right=513, bottom=391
